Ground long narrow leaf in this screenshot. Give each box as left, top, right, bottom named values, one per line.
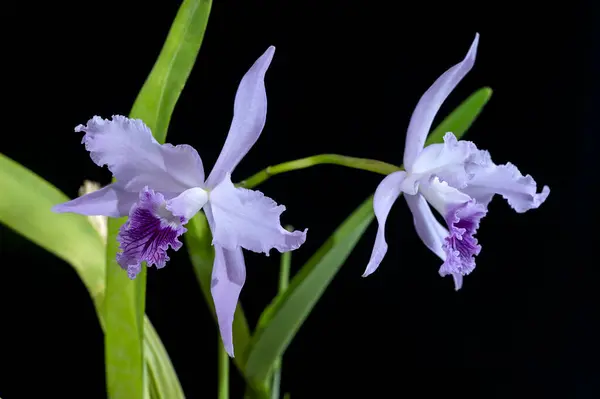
left=243, top=195, right=375, bottom=385
left=0, top=153, right=106, bottom=309
left=144, top=318, right=185, bottom=399
left=104, top=1, right=212, bottom=397
left=0, top=154, right=184, bottom=398
left=130, top=0, right=212, bottom=144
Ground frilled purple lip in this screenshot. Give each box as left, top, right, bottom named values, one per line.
left=116, top=187, right=187, bottom=279
left=439, top=199, right=487, bottom=278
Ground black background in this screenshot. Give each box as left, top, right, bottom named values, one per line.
left=1, top=1, right=598, bottom=398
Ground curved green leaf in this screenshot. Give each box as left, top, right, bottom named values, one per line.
left=104, top=1, right=212, bottom=397
left=0, top=153, right=106, bottom=307
left=243, top=195, right=375, bottom=386
left=130, top=0, right=212, bottom=143
left=144, top=318, right=185, bottom=399
left=0, top=154, right=184, bottom=399
left=426, top=86, right=492, bottom=146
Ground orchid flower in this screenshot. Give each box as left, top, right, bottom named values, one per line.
left=53, top=46, right=307, bottom=356
left=364, top=33, right=549, bottom=290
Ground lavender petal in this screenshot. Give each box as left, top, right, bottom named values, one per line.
left=52, top=183, right=137, bottom=217
left=403, top=34, right=479, bottom=170
left=209, top=173, right=306, bottom=255
left=211, top=244, right=246, bottom=358
left=364, top=171, right=407, bottom=277
left=205, top=46, right=275, bottom=188
left=205, top=204, right=246, bottom=357
left=76, top=115, right=205, bottom=192
left=462, top=152, right=550, bottom=213
left=404, top=193, right=449, bottom=260
left=452, top=274, right=464, bottom=291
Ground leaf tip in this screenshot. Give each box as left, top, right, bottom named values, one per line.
left=481, top=86, right=493, bottom=99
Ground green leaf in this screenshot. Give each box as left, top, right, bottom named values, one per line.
left=0, top=154, right=184, bottom=398
left=185, top=213, right=252, bottom=369
left=104, top=1, right=212, bottom=397
left=104, top=225, right=147, bottom=399
left=130, top=0, right=212, bottom=144
left=144, top=318, right=185, bottom=399
left=426, top=86, right=492, bottom=146
left=269, top=248, right=292, bottom=399
left=0, top=153, right=106, bottom=309
left=243, top=195, right=375, bottom=386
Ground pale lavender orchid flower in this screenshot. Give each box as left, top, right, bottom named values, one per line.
left=53, top=46, right=307, bottom=356
left=364, top=33, right=549, bottom=289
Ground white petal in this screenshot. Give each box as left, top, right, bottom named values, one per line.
left=205, top=204, right=246, bottom=357
left=209, top=173, right=307, bottom=254
left=419, top=177, right=472, bottom=216
left=363, top=171, right=407, bottom=277
left=206, top=47, right=275, bottom=188
left=404, top=193, right=448, bottom=260
left=52, top=183, right=138, bottom=217
left=410, top=132, right=477, bottom=187
left=166, top=187, right=209, bottom=220
left=403, top=34, right=479, bottom=170
left=76, top=115, right=205, bottom=192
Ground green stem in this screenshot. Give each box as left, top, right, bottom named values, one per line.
left=218, top=339, right=230, bottom=399
left=237, top=154, right=402, bottom=189
left=271, top=234, right=293, bottom=399
left=278, top=252, right=291, bottom=294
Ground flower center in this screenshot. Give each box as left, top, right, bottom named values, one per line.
left=155, top=202, right=185, bottom=228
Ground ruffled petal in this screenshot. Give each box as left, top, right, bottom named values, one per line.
left=116, top=187, right=187, bottom=279
left=404, top=193, right=448, bottom=260
left=52, top=183, right=138, bottom=217
left=402, top=132, right=477, bottom=194
left=439, top=199, right=487, bottom=279
left=403, top=34, right=479, bottom=169
left=461, top=149, right=550, bottom=213
left=364, top=171, right=407, bottom=277
left=205, top=47, right=275, bottom=188
left=76, top=115, right=205, bottom=192
left=205, top=205, right=246, bottom=357
left=209, top=173, right=307, bottom=254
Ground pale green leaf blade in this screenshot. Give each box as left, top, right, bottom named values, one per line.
left=243, top=195, right=375, bottom=385
left=130, top=0, right=212, bottom=143
left=0, top=153, right=106, bottom=307
left=185, top=213, right=251, bottom=369
left=105, top=222, right=147, bottom=399
left=144, top=318, right=185, bottom=399
left=426, top=87, right=492, bottom=146
left=0, top=153, right=183, bottom=399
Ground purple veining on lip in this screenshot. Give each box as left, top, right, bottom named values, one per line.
left=116, top=187, right=187, bottom=279
left=439, top=199, right=487, bottom=277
